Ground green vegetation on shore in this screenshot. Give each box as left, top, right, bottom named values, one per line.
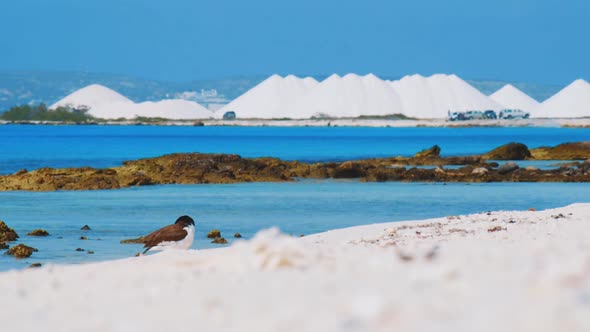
left=0, top=104, right=94, bottom=122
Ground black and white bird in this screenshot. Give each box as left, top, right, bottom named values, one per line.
left=138, top=215, right=195, bottom=254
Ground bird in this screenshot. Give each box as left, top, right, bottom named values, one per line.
left=138, top=215, right=196, bottom=254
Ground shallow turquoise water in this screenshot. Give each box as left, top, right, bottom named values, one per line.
left=1, top=180, right=588, bottom=271
left=1, top=125, right=589, bottom=174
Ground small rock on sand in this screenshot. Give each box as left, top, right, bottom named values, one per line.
left=488, top=226, right=507, bottom=232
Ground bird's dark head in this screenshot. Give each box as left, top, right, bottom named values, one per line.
left=175, top=215, right=195, bottom=227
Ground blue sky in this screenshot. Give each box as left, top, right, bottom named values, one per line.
left=0, top=0, right=588, bottom=84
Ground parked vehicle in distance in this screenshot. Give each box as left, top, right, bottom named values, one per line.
left=498, top=109, right=530, bottom=119
left=223, top=111, right=237, bottom=120
left=463, top=110, right=485, bottom=120
left=447, top=110, right=498, bottom=121
left=447, top=111, right=465, bottom=121
left=483, top=110, right=497, bottom=119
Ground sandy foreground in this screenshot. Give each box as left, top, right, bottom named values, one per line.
left=1, top=204, right=590, bottom=331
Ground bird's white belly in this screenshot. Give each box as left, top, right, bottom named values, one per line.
left=150, top=225, right=195, bottom=252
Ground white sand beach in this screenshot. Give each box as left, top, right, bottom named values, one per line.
left=1, top=204, right=590, bottom=331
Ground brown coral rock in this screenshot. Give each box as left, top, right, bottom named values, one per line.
left=207, top=229, right=221, bottom=239
left=6, top=244, right=38, bottom=258
left=211, top=237, right=228, bottom=244
left=484, top=142, right=531, bottom=160
left=530, top=142, right=590, bottom=160
left=0, top=221, right=19, bottom=242
left=27, top=229, right=49, bottom=236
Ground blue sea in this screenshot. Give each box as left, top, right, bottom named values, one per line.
left=1, top=125, right=589, bottom=271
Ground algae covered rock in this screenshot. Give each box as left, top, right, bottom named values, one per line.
left=530, top=142, right=590, bottom=160
left=498, top=162, right=520, bottom=174
left=211, top=237, right=228, bottom=244
left=0, top=221, right=19, bottom=242
left=27, top=229, right=49, bottom=236
left=484, top=143, right=531, bottom=160
left=207, top=229, right=221, bottom=239
left=472, top=167, right=489, bottom=175
left=414, top=145, right=441, bottom=159
left=434, top=167, right=446, bottom=175
left=333, top=161, right=365, bottom=178
left=0, top=241, right=8, bottom=250
left=6, top=244, right=38, bottom=258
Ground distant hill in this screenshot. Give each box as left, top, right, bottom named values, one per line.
left=0, top=70, right=562, bottom=112
left=0, top=71, right=263, bottom=111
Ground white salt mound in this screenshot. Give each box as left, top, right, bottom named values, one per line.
left=535, top=79, right=590, bottom=118
left=490, top=84, right=540, bottom=114
left=217, top=74, right=319, bottom=119
left=220, top=73, right=506, bottom=120
left=87, top=99, right=213, bottom=120
left=287, top=73, right=404, bottom=118
left=50, top=84, right=133, bottom=110
left=390, top=74, right=504, bottom=118
left=51, top=85, right=213, bottom=120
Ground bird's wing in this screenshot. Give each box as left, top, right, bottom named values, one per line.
left=142, top=224, right=188, bottom=248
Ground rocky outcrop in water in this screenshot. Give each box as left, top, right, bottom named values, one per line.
left=1, top=142, right=589, bottom=191
left=211, top=237, right=228, bottom=244
left=530, top=142, right=590, bottom=160
left=207, top=229, right=222, bottom=239
left=6, top=244, right=38, bottom=258
left=484, top=143, right=531, bottom=160
left=0, top=221, right=19, bottom=242
left=27, top=229, right=50, bottom=236
left=498, top=162, right=519, bottom=174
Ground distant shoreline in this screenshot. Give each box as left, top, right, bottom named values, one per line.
left=1, top=117, right=590, bottom=128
